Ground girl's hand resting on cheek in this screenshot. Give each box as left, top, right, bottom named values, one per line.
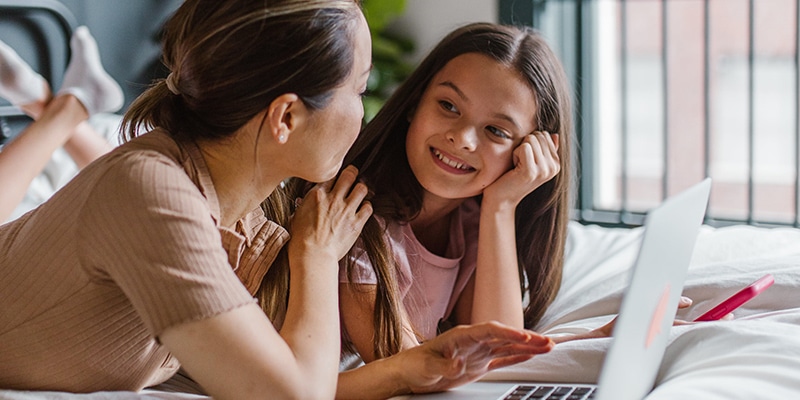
left=393, top=321, right=554, bottom=394
left=288, top=165, right=372, bottom=263
left=483, top=131, right=560, bottom=208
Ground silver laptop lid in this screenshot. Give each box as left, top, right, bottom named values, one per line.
left=595, top=178, right=711, bottom=400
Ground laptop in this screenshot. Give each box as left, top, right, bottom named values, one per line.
left=397, top=178, right=712, bottom=400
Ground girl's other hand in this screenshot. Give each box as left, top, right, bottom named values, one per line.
left=288, top=165, right=372, bottom=262
left=555, top=296, right=698, bottom=344
left=483, top=131, right=560, bottom=208
left=392, top=321, right=553, bottom=394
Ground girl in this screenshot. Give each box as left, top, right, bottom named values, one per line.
left=0, top=2, right=552, bottom=399
left=338, top=22, right=572, bottom=362
left=328, top=22, right=700, bottom=364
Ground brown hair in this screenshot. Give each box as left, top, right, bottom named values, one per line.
left=122, top=0, right=362, bottom=142
left=345, top=22, right=574, bottom=341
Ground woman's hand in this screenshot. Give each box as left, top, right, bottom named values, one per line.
left=288, top=165, right=372, bottom=263
left=394, top=322, right=554, bottom=394
left=483, top=131, right=560, bottom=208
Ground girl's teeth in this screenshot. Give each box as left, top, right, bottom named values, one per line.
left=435, top=149, right=467, bottom=170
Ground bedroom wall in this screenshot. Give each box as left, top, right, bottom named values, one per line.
left=53, top=0, right=499, bottom=107
left=388, top=0, right=499, bottom=63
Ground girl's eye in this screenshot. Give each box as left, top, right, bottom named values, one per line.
left=439, top=100, right=458, bottom=113
left=486, top=125, right=511, bottom=140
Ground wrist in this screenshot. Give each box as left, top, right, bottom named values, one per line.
left=480, top=194, right=518, bottom=215
left=339, top=356, right=411, bottom=399
left=376, top=355, right=412, bottom=397
left=287, top=242, right=339, bottom=272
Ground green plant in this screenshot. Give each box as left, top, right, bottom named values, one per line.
left=361, top=0, right=415, bottom=122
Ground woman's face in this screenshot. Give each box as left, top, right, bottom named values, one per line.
left=405, top=53, right=538, bottom=201
left=296, top=11, right=372, bottom=182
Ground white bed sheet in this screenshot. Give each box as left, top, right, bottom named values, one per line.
left=3, top=222, right=800, bottom=399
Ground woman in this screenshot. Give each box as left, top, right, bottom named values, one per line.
left=0, top=1, right=552, bottom=399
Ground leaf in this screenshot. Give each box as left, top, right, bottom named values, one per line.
left=362, top=0, right=406, bottom=33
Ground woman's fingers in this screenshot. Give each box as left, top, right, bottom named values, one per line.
left=487, top=354, right=537, bottom=371
left=328, top=165, right=359, bottom=196
left=442, top=321, right=551, bottom=347
left=290, top=165, right=372, bottom=260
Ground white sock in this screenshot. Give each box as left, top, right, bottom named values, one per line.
left=57, top=26, right=123, bottom=116
left=0, top=40, right=47, bottom=105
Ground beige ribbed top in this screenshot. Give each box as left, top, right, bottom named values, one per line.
left=0, top=129, right=289, bottom=392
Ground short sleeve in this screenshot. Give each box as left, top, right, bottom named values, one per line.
left=77, top=151, right=255, bottom=337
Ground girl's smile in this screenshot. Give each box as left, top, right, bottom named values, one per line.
left=430, top=147, right=475, bottom=174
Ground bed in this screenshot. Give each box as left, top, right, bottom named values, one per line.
left=484, top=221, right=800, bottom=399
left=2, top=221, right=799, bottom=399
left=2, top=2, right=800, bottom=400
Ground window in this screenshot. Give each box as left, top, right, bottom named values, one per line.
left=502, top=0, right=800, bottom=227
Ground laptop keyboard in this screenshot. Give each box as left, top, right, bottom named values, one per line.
left=501, top=384, right=596, bottom=400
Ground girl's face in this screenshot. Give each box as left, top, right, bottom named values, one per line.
left=406, top=53, right=538, bottom=201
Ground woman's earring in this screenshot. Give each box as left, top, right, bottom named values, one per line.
left=278, top=135, right=285, bottom=143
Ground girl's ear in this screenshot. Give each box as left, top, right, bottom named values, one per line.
left=266, top=93, right=307, bottom=144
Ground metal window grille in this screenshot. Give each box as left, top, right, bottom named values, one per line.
left=502, top=0, right=800, bottom=228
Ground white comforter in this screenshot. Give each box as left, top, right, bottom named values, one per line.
left=3, top=222, right=800, bottom=399
left=484, top=221, right=800, bottom=399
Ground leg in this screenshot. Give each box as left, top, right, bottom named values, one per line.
left=62, top=122, right=115, bottom=169
left=57, top=26, right=123, bottom=116
left=0, top=40, right=51, bottom=116
left=56, top=26, right=122, bottom=167
left=0, top=27, right=122, bottom=221
left=0, top=95, right=88, bottom=222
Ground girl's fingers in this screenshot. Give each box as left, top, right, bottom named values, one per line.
left=532, top=131, right=559, bottom=162
left=720, top=312, right=735, bottom=321
left=528, top=136, right=547, bottom=166
left=513, top=141, right=535, bottom=171
left=518, top=132, right=559, bottom=180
